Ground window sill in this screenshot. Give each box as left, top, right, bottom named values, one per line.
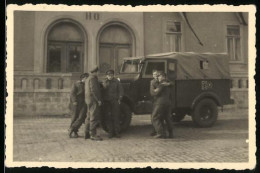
left=229, top=61, right=247, bottom=65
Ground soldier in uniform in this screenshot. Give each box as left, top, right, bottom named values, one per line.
left=152, top=71, right=174, bottom=139
left=68, top=73, right=89, bottom=138
left=102, top=69, right=124, bottom=138
left=84, top=66, right=103, bottom=141
left=149, top=70, right=159, bottom=136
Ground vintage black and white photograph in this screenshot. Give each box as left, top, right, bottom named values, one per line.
left=5, top=4, right=256, bottom=169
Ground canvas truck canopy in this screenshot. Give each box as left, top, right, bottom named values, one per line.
left=146, top=52, right=231, bottom=80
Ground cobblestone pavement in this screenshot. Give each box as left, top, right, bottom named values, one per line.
left=13, top=109, right=249, bottom=162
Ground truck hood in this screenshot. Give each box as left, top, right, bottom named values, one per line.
left=116, top=73, right=140, bottom=83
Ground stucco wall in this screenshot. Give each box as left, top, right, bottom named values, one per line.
left=14, top=11, right=35, bottom=71
left=144, top=12, right=183, bottom=55
left=183, top=12, right=248, bottom=74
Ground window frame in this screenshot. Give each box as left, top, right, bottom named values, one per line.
left=47, top=41, right=83, bottom=73
left=225, top=24, right=243, bottom=63
left=163, top=20, right=183, bottom=53
left=44, top=20, right=87, bottom=74
left=142, top=59, right=167, bottom=78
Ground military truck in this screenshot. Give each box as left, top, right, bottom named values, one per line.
left=101, top=52, right=234, bottom=131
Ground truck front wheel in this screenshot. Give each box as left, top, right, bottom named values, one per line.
left=192, top=99, right=218, bottom=127
left=119, top=103, right=132, bottom=132
left=172, top=112, right=186, bottom=122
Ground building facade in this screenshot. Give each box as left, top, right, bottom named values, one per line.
left=13, top=11, right=248, bottom=116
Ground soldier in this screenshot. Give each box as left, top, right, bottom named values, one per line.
left=84, top=66, right=103, bottom=141
left=152, top=71, right=174, bottom=139
left=149, top=70, right=159, bottom=136
left=68, top=73, right=89, bottom=138
left=102, top=69, right=124, bottom=138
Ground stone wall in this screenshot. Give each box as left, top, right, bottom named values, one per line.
left=14, top=91, right=70, bottom=116
left=14, top=72, right=73, bottom=116
left=230, top=72, right=248, bottom=109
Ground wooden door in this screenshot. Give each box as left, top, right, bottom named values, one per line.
left=99, top=44, right=131, bottom=73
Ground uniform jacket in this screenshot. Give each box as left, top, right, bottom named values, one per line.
left=153, top=79, right=173, bottom=105
left=69, top=80, right=85, bottom=110
left=102, top=78, right=124, bottom=101
left=150, top=78, right=159, bottom=97
left=85, top=74, right=102, bottom=105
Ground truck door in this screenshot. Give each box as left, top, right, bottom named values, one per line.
left=136, top=59, right=167, bottom=114
left=167, top=60, right=177, bottom=109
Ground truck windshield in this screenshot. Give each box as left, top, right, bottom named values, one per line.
left=121, top=59, right=143, bottom=73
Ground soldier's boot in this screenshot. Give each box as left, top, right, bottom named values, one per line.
left=84, top=132, right=90, bottom=139
left=168, top=131, right=174, bottom=139
left=114, top=133, right=121, bottom=138
left=74, top=132, right=79, bottom=138
left=108, top=133, right=114, bottom=138
left=154, top=131, right=166, bottom=139
left=154, top=134, right=165, bottom=139
left=68, top=128, right=73, bottom=138
left=150, top=131, right=156, bottom=136
left=90, top=135, right=103, bottom=141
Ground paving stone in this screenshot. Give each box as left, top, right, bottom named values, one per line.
left=13, top=109, right=249, bottom=162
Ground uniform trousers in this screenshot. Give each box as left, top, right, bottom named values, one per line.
left=104, top=100, right=120, bottom=135
left=150, top=101, right=156, bottom=133
left=152, top=104, right=173, bottom=136
left=70, top=101, right=87, bottom=132
left=85, top=101, right=100, bottom=136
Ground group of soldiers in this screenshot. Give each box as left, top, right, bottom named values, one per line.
left=68, top=66, right=123, bottom=141
left=68, top=67, right=174, bottom=141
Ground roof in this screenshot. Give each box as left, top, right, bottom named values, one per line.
left=123, top=52, right=231, bottom=79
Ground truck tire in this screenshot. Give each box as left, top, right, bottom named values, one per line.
left=192, top=98, right=218, bottom=127
left=100, top=102, right=132, bottom=132
left=172, top=112, right=186, bottom=122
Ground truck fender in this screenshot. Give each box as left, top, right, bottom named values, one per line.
left=121, top=95, right=134, bottom=112
left=191, top=92, right=222, bottom=110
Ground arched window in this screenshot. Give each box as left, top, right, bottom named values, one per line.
left=99, top=24, right=134, bottom=73
left=47, top=21, right=84, bottom=73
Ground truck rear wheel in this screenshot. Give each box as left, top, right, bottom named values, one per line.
left=192, top=99, right=218, bottom=127
left=100, top=102, right=132, bottom=132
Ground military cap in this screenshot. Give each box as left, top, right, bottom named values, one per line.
left=106, top=69, right=114, bottom=75
left=80, top=73, right=89, bottom=79
left=90, top=66, right=99, bottom=73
